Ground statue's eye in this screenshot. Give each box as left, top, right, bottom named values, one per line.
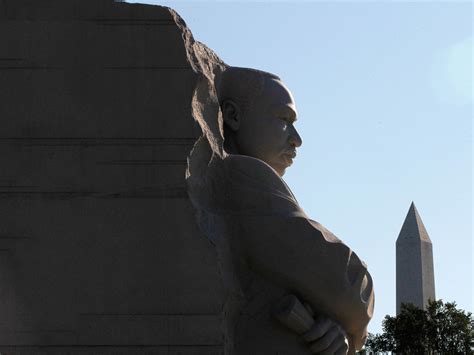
left=279, top=118, right=289, bottom=128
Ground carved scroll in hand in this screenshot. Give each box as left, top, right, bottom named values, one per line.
left=274, top=294, right=353, bottom=355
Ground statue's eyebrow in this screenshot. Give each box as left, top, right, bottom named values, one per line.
left=273, top=105, right=298, bottom=122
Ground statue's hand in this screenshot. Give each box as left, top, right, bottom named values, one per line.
left=302, top=315, right=349, bottom=354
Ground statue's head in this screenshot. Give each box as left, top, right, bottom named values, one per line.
left=219, top=67, right=302, bottom=177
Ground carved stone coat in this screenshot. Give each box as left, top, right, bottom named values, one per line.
left=187, top=140, right=374, bottom=354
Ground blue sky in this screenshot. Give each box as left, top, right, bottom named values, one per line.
left=136, top=0, right=472, bottom=334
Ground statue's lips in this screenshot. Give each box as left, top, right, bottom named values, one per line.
left=282, top=151, right=297, bottom=165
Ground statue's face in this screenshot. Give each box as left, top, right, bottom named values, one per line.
left=233, top=78, right=302, bottom=176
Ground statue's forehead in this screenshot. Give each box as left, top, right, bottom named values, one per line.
left=264, top=79, right=298, bottom=115
left=264, top=79, right=295, bottom=102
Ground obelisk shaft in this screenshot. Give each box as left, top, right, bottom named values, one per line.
left=396, top=202, right=435, bottom=314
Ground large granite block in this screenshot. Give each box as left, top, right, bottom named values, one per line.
left=0, top=1, right=224, bottom=353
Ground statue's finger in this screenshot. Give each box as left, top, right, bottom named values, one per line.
left=319, top=337, right=346, bottom=355
left=335, top=342, right=349, bottom=355
left=302, top=317, right=332, bottom=342
left=303, top=301, right=315, bottom=317
left=308, top=325, right=339, bottom=353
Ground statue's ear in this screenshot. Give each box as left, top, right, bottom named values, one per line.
left=221, top=99, right=241, bottom=132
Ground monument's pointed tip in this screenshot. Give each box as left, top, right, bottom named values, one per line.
left=397, top=201, right=432, bottom=243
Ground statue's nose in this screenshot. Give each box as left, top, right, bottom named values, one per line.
left=289, top=125, right=303, bottom=148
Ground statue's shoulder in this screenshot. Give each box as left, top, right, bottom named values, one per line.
left=222, top=154, right=284, bottom=188
left=223, top=153, right=274, bottom=170
left=217, top=154, right=302, bottom=216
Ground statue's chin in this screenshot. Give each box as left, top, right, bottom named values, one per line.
left=272, top=155, right=294, bottom=177
left=260, top=159, right=288, bottom=177
left=273, top=165, right=287, bottom=177
left=272, top=159, right=292, bottom=177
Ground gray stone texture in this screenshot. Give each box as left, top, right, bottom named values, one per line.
left=0, top=0, right=224, bottom=353
left=396, top=202, right=436, bottom=314
left=0, top=1, right=375, bottom=353
left=186, top=62, right=374, bottom=352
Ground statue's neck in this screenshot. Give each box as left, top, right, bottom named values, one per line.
left=223, top=130, right=239, bottom=155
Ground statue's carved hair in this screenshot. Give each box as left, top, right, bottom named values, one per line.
left=218, top=66, right=280, bottom=114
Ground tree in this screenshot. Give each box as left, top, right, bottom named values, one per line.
left=425, top=300, right=474, bottom=353
left=364, top=299, right=473, bottom=354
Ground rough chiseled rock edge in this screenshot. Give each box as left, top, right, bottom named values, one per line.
left=168, top=5, right=230, bottom=243
left=164, top=7, right=373, bottom=354
left=167, top=6, right=237, bottom=354
left=167, top=7, right=227, bottom=158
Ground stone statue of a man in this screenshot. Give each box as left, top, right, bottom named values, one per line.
left=187, top=66, right=374, bottom=355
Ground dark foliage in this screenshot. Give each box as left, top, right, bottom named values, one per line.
left=363, top=300, right=473, bottom=354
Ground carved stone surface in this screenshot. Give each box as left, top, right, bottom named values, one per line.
left=0, top=1, right=224, bottom=353
left=186, top=54, right=375, bottom=355
left=0, top=1, right=374, bottom=354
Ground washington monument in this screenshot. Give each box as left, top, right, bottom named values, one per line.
left=396, top=202, right=436, bottom=314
